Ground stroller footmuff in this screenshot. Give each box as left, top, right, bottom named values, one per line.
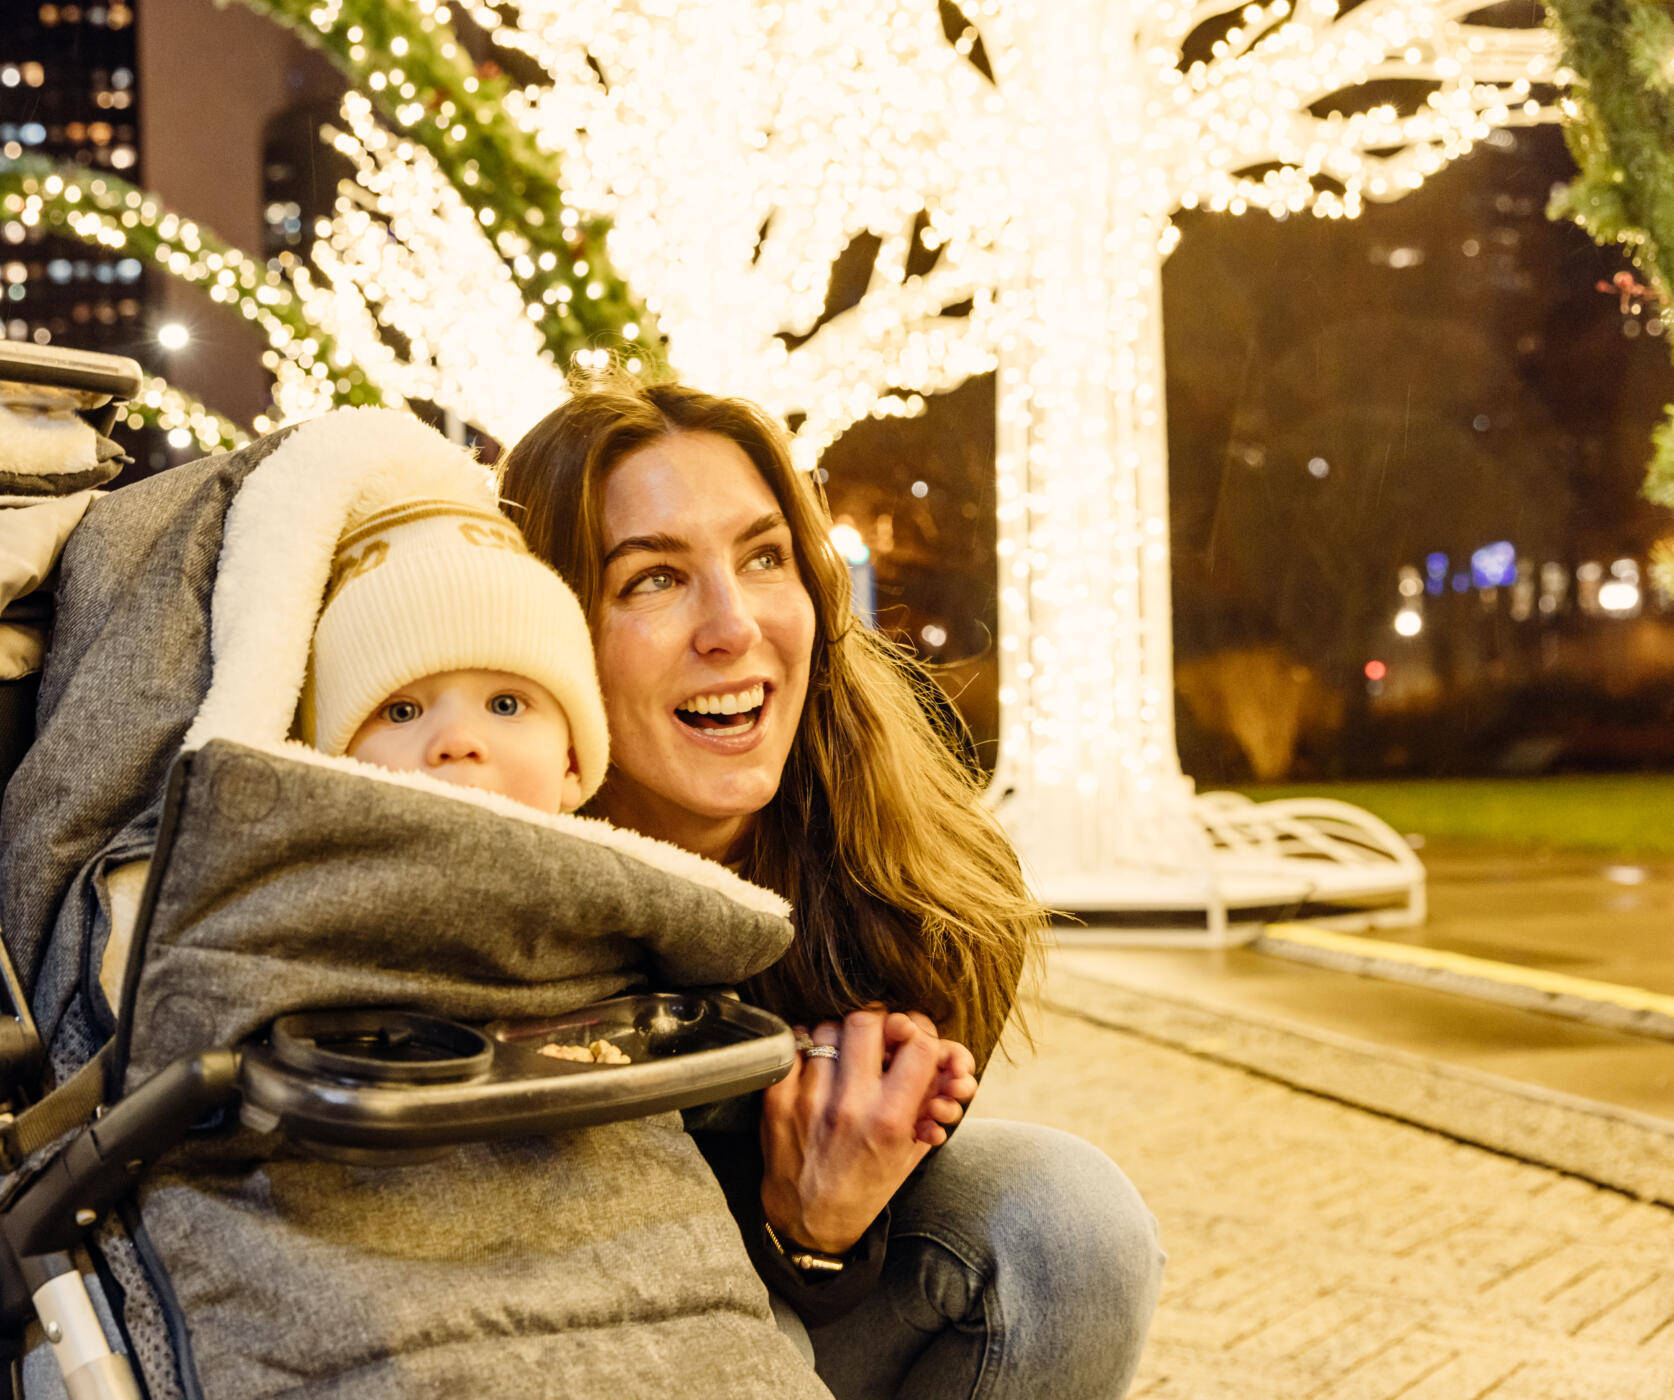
left=0, top=404, right=833, bottom=1398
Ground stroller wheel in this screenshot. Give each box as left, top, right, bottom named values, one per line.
left=270, top=1011, right=494, bottom=1086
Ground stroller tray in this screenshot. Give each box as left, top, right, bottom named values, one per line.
left=237, top=994, right=794, bottom=1152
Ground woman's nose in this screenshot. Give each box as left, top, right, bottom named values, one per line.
left=693, top=575, right=763, bottom=655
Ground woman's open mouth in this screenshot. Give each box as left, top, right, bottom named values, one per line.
left=674, top=682, right=767, bottom=739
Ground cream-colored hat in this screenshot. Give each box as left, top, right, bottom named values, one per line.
left=303, top=496, right=608, bottom=801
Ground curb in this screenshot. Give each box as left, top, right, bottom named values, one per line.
left=1045, top=951, right=1674, bottom=1207
left=1255, top=923, right=1674, bottom=1041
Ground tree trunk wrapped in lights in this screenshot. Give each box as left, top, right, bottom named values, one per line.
left=11, top=0, right=1564, bottom=912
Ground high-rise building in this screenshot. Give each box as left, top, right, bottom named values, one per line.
left=1, top=0, right=147, bottom=356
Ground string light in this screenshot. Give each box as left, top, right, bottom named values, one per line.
left=0, top=158, right=380, bottom=434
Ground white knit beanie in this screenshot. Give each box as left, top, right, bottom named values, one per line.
left=302, top=496, right=609, bottom=801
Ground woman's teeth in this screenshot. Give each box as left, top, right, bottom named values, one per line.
left=676, top=683, right=766, bottom=734
left=677, top=683, right=765, bottom=716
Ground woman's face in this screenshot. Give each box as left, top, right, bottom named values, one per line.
left=590, top=430, right=817, bottom=861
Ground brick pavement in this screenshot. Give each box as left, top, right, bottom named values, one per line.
left=972, top=997, right=1674, bottom=1399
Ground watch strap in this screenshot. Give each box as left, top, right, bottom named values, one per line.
left=762, top=1217, right=847, bottom=1273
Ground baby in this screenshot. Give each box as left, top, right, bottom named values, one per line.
left=301, top=493, right=608, bottom=815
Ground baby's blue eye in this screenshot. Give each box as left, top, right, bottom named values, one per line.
left=489, top=693, right=522, bottom=717
left=384, top=699, right=420, bottom=724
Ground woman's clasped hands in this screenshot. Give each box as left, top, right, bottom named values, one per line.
left=759, top=1007, right=978, bottom=1255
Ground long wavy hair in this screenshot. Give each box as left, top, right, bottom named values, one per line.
left=499, top=375, right=1042, bottom=1069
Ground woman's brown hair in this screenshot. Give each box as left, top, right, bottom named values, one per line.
left=499, top=375, right=1043, bottom=1070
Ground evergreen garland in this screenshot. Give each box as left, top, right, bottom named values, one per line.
left=233, top=0, right=657, bottom=368
left=1546, top=0, right=1674, bottom=582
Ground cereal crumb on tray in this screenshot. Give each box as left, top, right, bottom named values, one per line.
left=539, top=1038, right=632, bottom=1065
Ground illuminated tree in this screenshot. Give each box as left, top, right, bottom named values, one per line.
left=492, top=0, right=1559, bottom=899
left=4, top=0, right=1563, bottom=905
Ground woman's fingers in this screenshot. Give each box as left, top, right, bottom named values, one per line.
left=801, top=1018, right=841, bottom=1093
left=836, top=1008, right=886, bottom=1095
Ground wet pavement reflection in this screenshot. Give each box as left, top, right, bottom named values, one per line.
left=1065, top=838, right=1674, bottom=1122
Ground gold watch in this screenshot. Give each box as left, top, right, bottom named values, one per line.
left=762, top=1217, right=847, bottom=1274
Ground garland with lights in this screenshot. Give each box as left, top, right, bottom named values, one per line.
left=1, top=157, right=379, bottom=446
left=1545, top=0, right=1674, bottom=584
left=231, top=0, right=655, bottom=366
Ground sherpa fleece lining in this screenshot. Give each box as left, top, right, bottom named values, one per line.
left=182, top=406, right=790, bottom=921
left=0, top=403, right=99, bottom=480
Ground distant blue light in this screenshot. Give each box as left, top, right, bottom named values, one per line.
left=1424, top=552, right=1448, bottom=579
left=1471, top=540, right=1517, bottom=588
left=1425, top=576, right=1443, bottom=597
left=19, top=123, right=45, bottom=145
left=1452, top=573, right=1470, bottom=594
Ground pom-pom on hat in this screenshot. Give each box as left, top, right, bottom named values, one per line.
left=303, top=495, right=609, bottom=801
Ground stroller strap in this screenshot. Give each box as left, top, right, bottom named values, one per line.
left=0, top=1044, right=109, bottom=1172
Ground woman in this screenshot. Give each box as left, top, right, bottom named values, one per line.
left=500, top=377, right=1164, bottom=1399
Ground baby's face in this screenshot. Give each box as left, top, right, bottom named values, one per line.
left=345, top=668, right=583, bottom=814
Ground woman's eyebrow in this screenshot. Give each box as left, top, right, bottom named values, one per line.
left=602, top=531, right=685, bottom=567
left=738, top=512, right=787, bottom=543
left=604, top=514, right=787, bottom=567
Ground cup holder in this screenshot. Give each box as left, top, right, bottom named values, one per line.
left=271, top=1010, right=494, bottom=1086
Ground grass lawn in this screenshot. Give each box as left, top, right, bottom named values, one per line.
left=1235, top=774, right=1674, bottom=857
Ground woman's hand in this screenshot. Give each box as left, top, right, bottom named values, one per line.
left=758, top=1008, right=975, bottom=1255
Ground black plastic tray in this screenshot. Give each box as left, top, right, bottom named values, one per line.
left=236, top=994, right=793, bottom=1152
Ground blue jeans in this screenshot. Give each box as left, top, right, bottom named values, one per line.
left=799, top=1120, right=1164, bottom=1399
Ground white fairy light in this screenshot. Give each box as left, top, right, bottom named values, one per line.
left=291, top=94, right=567, bottom=441
left=295, top=0, right=1558, bottom=897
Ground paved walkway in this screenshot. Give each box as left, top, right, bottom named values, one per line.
left=974, top=990, right=1674, bottom=1399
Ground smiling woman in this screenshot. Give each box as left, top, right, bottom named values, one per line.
left=499, top=375, right=1163, bottom=1400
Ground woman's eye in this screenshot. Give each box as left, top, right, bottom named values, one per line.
left=744, top=544, right=788, bottom=573
left=384, top=700, right=419, bottom=724
left=489, top=693, right=522, bottom=717
left=624, top=567, right=677, bottom=596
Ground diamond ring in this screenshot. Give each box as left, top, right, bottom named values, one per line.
left=802, top=1044, right=839, bottom=1061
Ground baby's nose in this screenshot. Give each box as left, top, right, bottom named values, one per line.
left=426, top=725, right=486, bottom=765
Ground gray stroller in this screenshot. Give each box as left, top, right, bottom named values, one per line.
left=0, top=345, right=831, bottom=1400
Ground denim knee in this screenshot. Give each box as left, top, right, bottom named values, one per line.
left=896, top=1120, right=1164, bottom=1360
